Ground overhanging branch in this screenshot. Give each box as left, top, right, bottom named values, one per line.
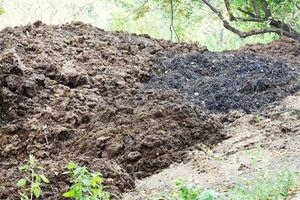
left=224, top=0, right=235, bottom=21
left=201, top=0, right=300, bottom=41
left=238, top=8, right=256, bottom=17
left=238, top=7, right=299, bottom=35
left=122, top=0, right=149, bottom=20
left=251, top=0, right=260, bottom=17
left=261, top=0, right=271, bottom=18
left=169, top=0, right=179, bottom=42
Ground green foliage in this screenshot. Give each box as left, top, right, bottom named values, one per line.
left=160, top=180, right=222, bottom=200
left=111, top=0, right=203, bottom=41
left=63, top=162, right=110, bottom=200
left=229, top=168, right=298, bottom=200
left=112, top=0, right=299, bottom=50
left=17, top=155, right=49, bottom=200
left=160, top=168, right=298, bottom=200
left=270, top=0, right=300, bottom=30
left=0, top=0, right=4, bottom=15
left=230, top=0, right=300, bottom=30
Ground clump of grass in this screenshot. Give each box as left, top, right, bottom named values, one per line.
left=15, top=156, right=297, bottom=200
left=160, top=180, right=222, bottom=200
left=17, top=155, right=49, bottom=200
left=63, top=162, right=110, bottom=200
left=229, top=168, right=298, bottom=200
left=160, top=168, right=298, bottom=200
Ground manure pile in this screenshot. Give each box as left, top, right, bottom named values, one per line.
left=0, top=22, right=299, bottom=199
left=240, top=37, right=300, bottom=64
left=146, top=51, right=299, bottom=113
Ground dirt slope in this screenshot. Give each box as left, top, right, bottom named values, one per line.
left=0, top=22, right=299, bottom=199
left=239, top=37, right=300, bottom=64
left=123, top=92, right=300, bottom=200
left=0, top=21, right=219, bottom=199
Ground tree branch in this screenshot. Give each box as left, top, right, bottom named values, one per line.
left=122, top=0, right=149, bottom=20
left=225, top=3, right=261, bottom=22
left=235, top=17, right=266, bottom=22
left=224, top=0, right=235, bottom=21
left=238, top=8, right=256, bottom=17
left=169, top=0, right=179, bottom=42
left=202, top=0, right=225, bottom=21
left=237, top=3, right=299, bottom=37
left=238, top=7, right=299, bottom=34
left=261, top=0, right=271, bottom=18
left=251, top=0, right=260, bottom=17
left=201, top=0, right=300, bottom=41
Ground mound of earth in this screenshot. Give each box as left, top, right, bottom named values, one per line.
left=240, top=37, right=300, bottom=64
left=147, top=51, right=299, bottom=113
left=0, top=21, right=220, bottom=199
left=0, top=21, right=299, bottom=200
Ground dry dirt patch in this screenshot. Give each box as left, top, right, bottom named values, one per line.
left=123, top=92, right=300, bottom=199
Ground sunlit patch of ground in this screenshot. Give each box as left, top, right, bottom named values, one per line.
left=123, top=92, right=300, bottom=199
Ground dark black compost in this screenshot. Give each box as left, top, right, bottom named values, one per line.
left=147, top=51, right=300, bottom=113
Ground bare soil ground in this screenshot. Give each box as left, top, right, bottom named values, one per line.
left=0, top=22, right=299, bottom=200
left=123, top=92, right=300, bottom=199
left=239, top=37, right=300, bottom=65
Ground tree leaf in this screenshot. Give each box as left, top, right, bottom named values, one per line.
left=40, top=175, right=50, bottom=183
left=17, top=179, right=27, bottom=187
left=73, top=167, right=82, bottom=176
left=66, top=162, right=77, bottom=170
left=29, top=154, right=36, bottom=166
left=32, top=185, right=41, bottom=198
left=63, top=189, right=76, bottom=197
left=35, top=174, right=41, bottom=183
left=19, top=165, right=29, bottom=171
left=91, top=175, right=102, bottom=186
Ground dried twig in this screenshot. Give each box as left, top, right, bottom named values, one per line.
left=123, top=0, right=149, bottom=20
left=260, top=109, right=300, bottom=117
left=169, top=0, right=180, bottom=42
left=42, top=125, right=49, bottom=145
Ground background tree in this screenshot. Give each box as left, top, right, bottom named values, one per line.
left=0, top=0, right=4, bottom=15
left=113, top=0, right=300, bottom=41
left=202, top=0, right=300, bottom=41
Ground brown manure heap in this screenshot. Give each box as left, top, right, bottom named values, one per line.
left=0, top=21, right=299, bottom=199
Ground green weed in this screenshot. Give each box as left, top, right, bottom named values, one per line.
left=160, top=180, right=222, bottom=200
left=17, top=155, right=49, bottom=200
left=229, top=168, right=298, bottom=200
left=161, top=168, right=298, bottom=200
left=63, top=162, right=110, bottom=200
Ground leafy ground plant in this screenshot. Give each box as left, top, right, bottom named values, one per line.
left=63, top=162, right=110, bottom=200
left=160, top=180, right=222, bottom=200
left=229, top=168, right=298, bottom=200
left=159, top=168, right=298, bottom=200
left=17, top=155, right=49, bottom=200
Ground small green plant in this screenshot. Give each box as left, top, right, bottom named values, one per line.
left=230, top=168, right=298, bottom=200
left=253, top=115, right=263, bottom=124
left=161, top=180, right=222, bottom=200
left=17, top=155, right=49, bottom=200
left=159, top=168, right=298, bottom=200
left=63, top=162, right=110, bottom=200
